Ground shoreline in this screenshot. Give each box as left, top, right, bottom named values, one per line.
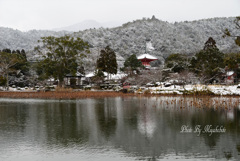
left=0, top=91, right=239, bottom=99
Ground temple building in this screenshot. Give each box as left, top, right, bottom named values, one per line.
left=137, top=53, right=157, bottom=68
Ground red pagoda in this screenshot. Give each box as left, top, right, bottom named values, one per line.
left=137, top=54, right=157, bottom=68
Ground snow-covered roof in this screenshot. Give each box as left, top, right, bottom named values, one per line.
left=111, top=73, right=127, bottom=79
left=47, top=78, right=55, bottom=82
left=137, top=54, right=157, bottom=60
left=227, top=71, right=234, bottom=76
left=85, top=72, right=127, bottom=79
left=85, top=72, right=108, bottom=78
left=85, top=72, right=95, bottom=78
left=66, top=72, right=84, bottom=77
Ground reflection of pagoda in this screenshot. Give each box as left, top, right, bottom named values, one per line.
left=137, top=107, right=156, bottom=138
left=137, top=40, right=157, bottom=68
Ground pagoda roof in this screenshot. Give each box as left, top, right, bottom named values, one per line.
left=137, top=54, right=157, bottom=60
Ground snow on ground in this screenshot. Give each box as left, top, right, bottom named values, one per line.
left=208, top=85, right=240, bottom=95
left=149, top=84, right=240, bottom=96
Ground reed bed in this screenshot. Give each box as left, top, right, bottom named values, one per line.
left=0, top=91, right=136, bottom=99
left=152, top=95, right=240, bottom=109
left=0, top=91, right=239, bottom=109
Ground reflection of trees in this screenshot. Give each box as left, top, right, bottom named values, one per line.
left=190, top=109, right=222, bottom=149
left=41, top=102, right=89, bottom=146
left=236, top=144, right=240, bottom=154
left=96, top=98, right=117, bottom=139
left=203, top=134, right=219, bottom=149
left=0, top=102, right=27, bottom=133
left=121, top=97, right=139, bottom=129
left=225, top=108, right=240, bottom=133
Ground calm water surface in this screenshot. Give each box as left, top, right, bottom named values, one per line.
left=0, top=96, right=240, bottom=161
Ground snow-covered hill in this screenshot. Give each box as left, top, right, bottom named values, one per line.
left=73, top=16, right=239, bottom=67
left=0, top=16, right=239, bottom=68
left=0, top=28, right=69, bottom=51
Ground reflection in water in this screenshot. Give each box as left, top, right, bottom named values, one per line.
left=0, top=97, right=239, bottom=161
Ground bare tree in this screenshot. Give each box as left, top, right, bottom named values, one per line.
left=178, top=70, right=197, bottom=88
left=0, top=52, right=21, bottom=90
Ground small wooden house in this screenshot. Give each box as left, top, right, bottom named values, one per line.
left=65, top=72, right=84, bottom=87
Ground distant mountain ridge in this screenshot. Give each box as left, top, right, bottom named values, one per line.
left=53, top=20, right=123, bottom=32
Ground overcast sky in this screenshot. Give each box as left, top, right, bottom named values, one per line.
left=0, top=0, right=239, bottom=31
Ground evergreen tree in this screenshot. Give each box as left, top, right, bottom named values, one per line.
left=12, top=49, right=29, bottom=75
left=2, top=49, right=11, bottom=53
left=190, top=37, right=224, bottom=83
left=20, top=49, right=27, bottom=59
left=123, top=54, right=143, bottom=74
left=203, top=37, right=217, bottom=50
left=97, top=46, right=118, bottom=76
left=16, top=50, right=21, bottom=54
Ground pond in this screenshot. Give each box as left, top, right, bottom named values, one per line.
left=0, top=96, right=239, bottom=161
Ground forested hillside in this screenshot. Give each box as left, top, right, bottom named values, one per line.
left=0, top=16, right=239, bottom=68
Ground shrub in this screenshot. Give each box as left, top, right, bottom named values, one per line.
left=144, top=89, right=151, bottom=94
left=121, top=88, right=128, bottom=93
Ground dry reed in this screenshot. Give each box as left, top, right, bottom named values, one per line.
left=55, top=87, right=73, bottom=92
left=0, top=91, right=136, bottom=99
left=0, top=91, right=239, bottom=109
